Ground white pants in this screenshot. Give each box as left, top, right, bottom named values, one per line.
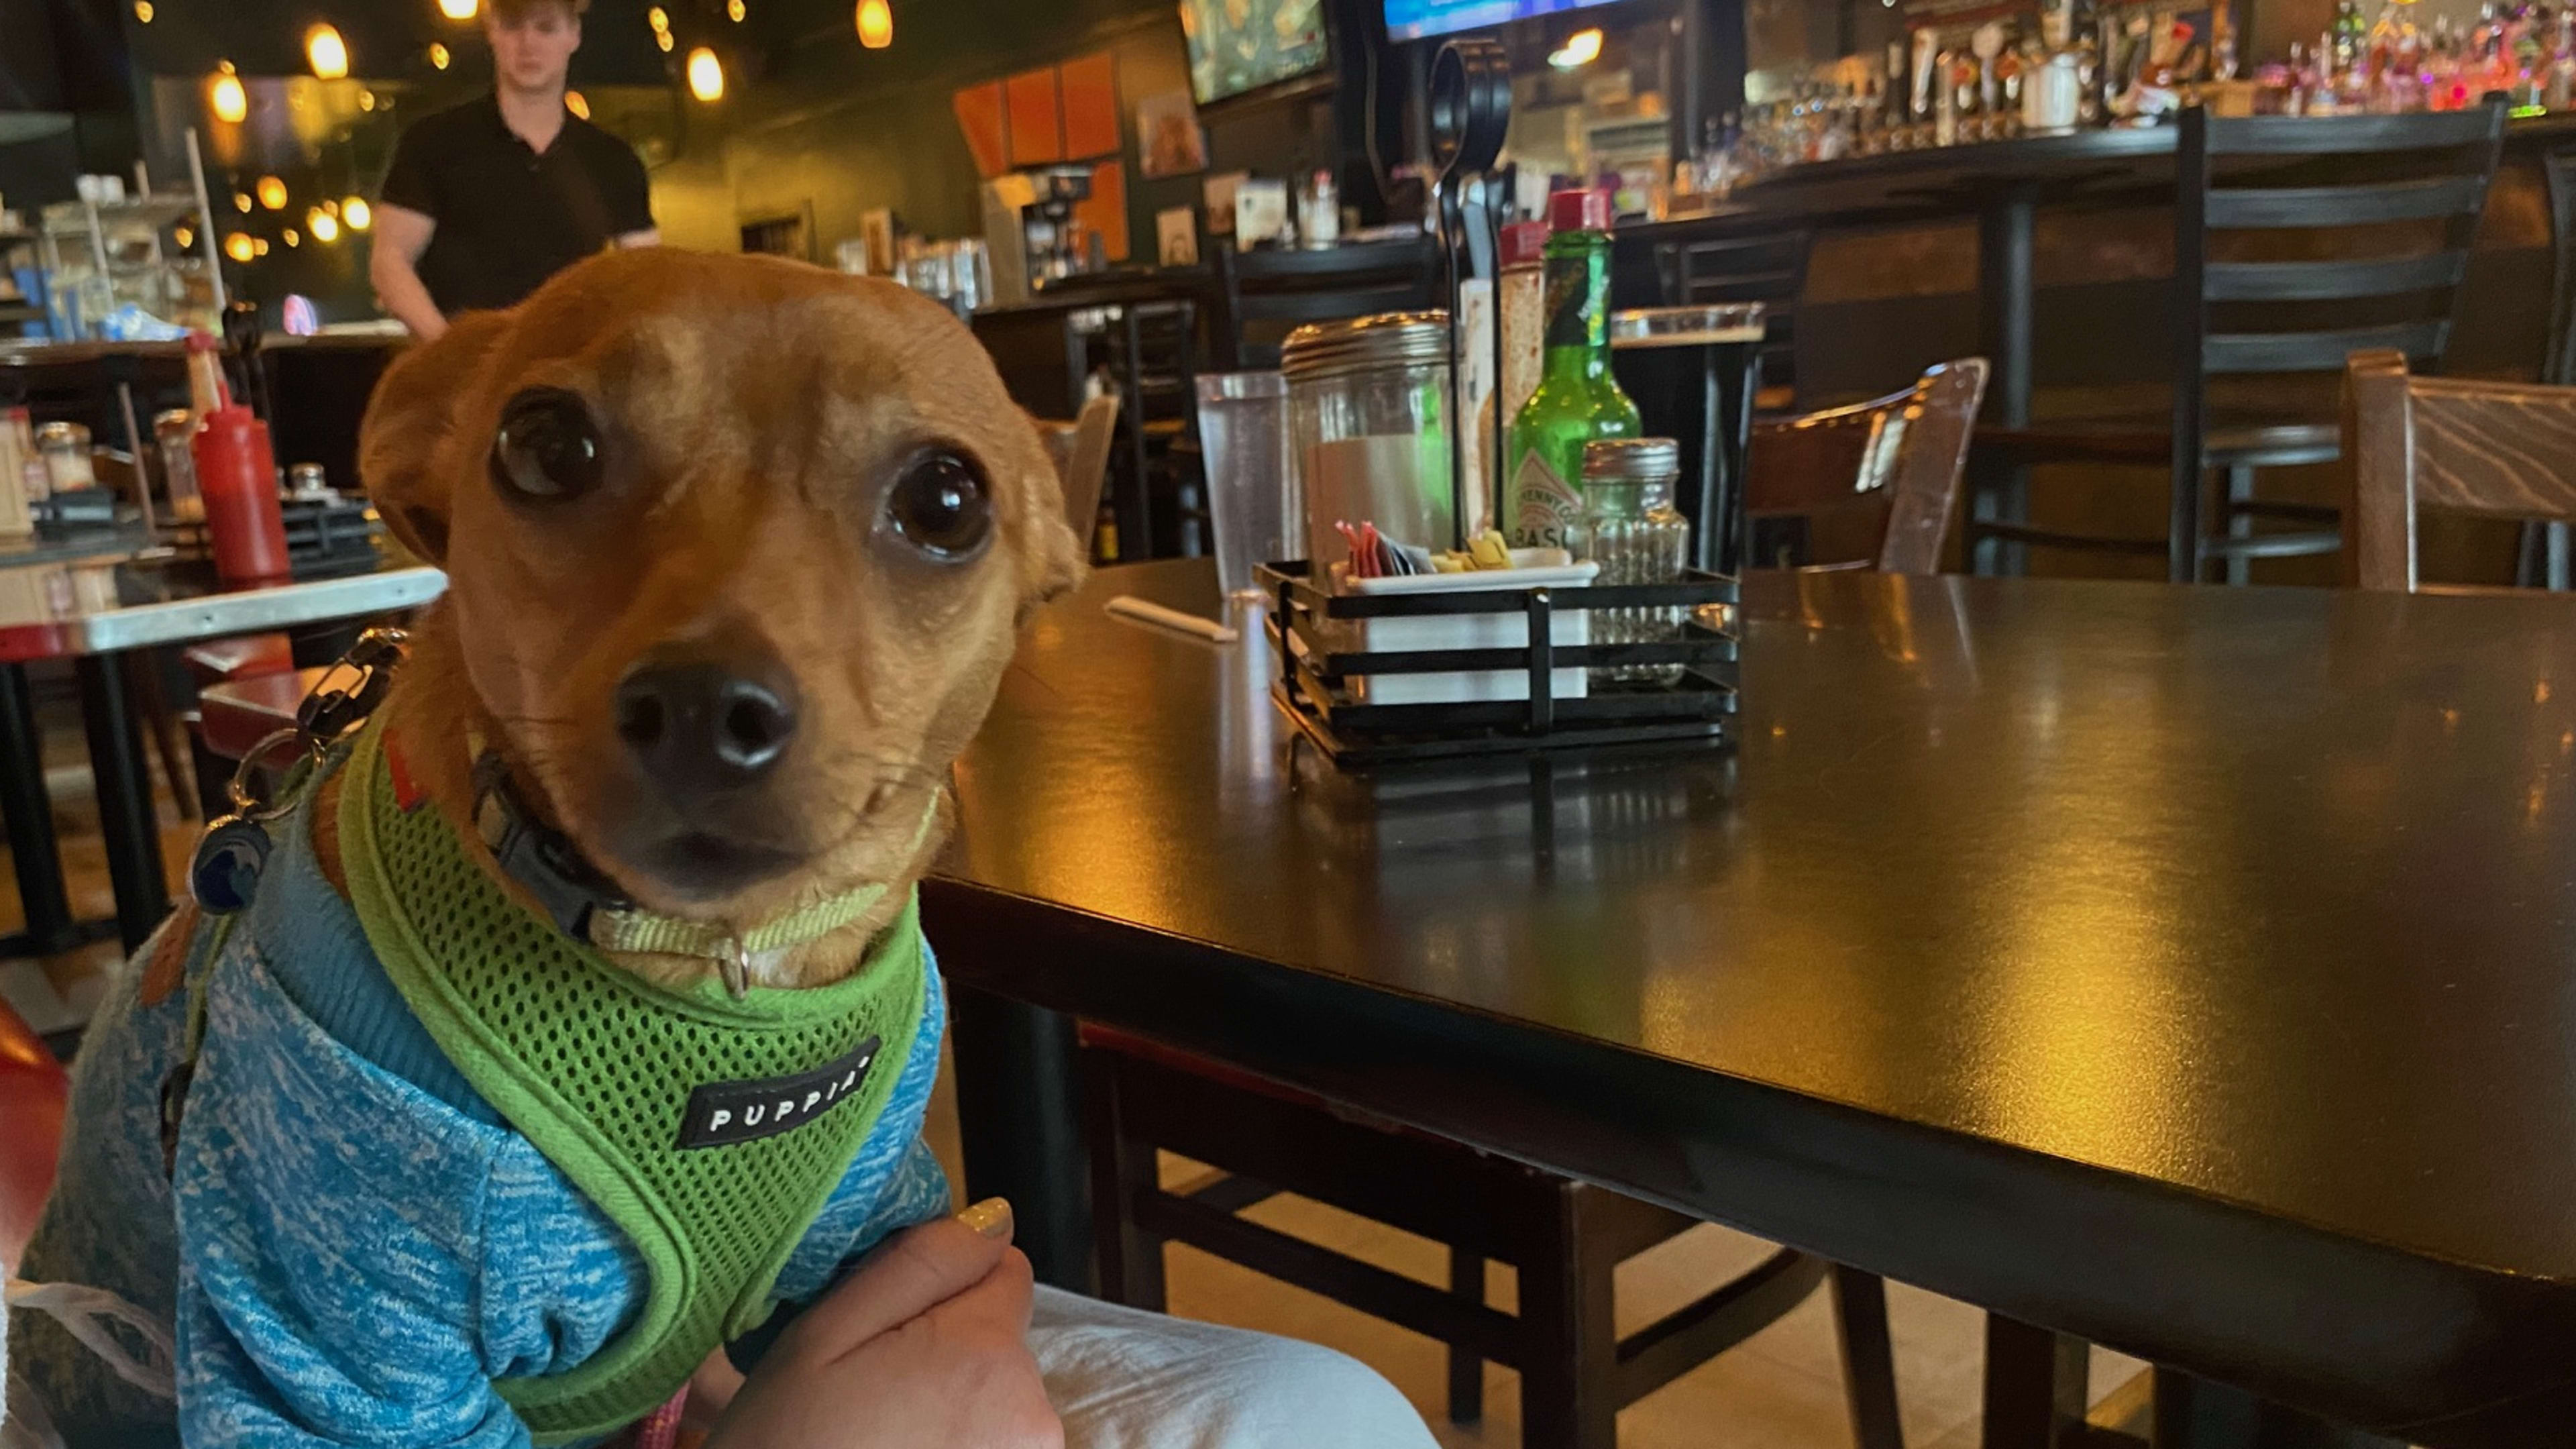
left=1031, top=1287, right=1440, bottom=1449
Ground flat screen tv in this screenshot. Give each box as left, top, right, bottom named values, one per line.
left=1384, top=0, right=1623, bottom=42
left=1182, top=0, right=1331, bottom=106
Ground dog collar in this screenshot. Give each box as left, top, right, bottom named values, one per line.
left=458, top=735, right=940, bottom=998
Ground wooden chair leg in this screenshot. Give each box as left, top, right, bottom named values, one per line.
left=1519, top=1181, right=1620, bottom=1449
left=1446, top=1244, right=1483, bottom=1426
left=123, top=655, right=195, bottom=822
left=1078, top=1047, right=1167, bottom=1311
left=1982, top=1315, right=2088, bottom=1449
left=1830, top=1266, right=1906, bottom=1449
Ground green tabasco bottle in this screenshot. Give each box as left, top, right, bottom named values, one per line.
left=1507, top=189, right=1640, bottom=551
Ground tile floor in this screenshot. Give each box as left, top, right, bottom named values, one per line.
left=5, top=726, right=2159, bottom=1449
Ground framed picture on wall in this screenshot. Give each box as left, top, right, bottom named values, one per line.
left=1157, top=207, right=1199, bottom=267
left=1136, top=90, right=1208, bottom=179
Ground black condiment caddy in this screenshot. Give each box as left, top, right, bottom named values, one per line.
left=1262, top=562, right=1740, bottom=767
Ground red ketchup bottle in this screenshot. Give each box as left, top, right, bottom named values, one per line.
left=187, top=337, right=292, bottom=588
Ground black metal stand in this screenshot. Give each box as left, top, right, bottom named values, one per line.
left=949, top=979, right=1094, bottom=1295
left=1973, top=183, right=2040, bottom=578
left=0, top=662, right=78, bottom=957
left=78, top=651, right=168, bottom=952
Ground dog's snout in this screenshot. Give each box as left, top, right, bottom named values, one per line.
left=616, top=658, right=799, bottom=794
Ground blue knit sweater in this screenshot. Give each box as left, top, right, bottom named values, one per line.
left=7, top=784, right=952, bottom=1449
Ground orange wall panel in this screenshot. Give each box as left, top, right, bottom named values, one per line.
left=1004, top=67, right=1063, bottom=166
left=1059, top=52, right=1120, bottom=160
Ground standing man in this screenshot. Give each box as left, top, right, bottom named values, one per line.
left=371, top=0, right=657, bottom=339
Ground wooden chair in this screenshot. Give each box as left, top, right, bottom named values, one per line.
left=1038, top=393, right=1122, bottom=557
left=1, top=996, right=68, bottom=1271
left=1654, top=226, right=1813, bottom=410
left=1975, top=104, right=2507, bottom=583
left=1745, top=358, right=1990, bottom=575
left=2515, top=142, right=2576, bottom=588
left=2343, top=350, right=2576, bottom=591
left=1208, top=237, right=1444, bottom=372
left=1083, top=1032, right=1904, bottom=1449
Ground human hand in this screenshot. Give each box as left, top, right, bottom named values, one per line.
left=704, top=1200, right=1061, bottom=1449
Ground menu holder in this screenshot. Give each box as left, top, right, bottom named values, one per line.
left=1260, top=561, right=1741, bottom=769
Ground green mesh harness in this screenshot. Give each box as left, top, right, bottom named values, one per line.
left=335, top=718, right=928, bottom=1444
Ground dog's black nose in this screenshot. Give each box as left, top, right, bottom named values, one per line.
left=616, top=660, right=798, bottom=794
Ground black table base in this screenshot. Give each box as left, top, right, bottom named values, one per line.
left=76, top=652, right=168, bottom=953
left=0, top=661, right=79, bottom=956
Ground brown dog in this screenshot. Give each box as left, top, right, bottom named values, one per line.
left=350, top=247, right=1083, bottom=989
left=5, top=249, right=1084, bottom=1448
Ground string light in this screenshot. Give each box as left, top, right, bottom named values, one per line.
left=728, top=0, right=746, bottom=19
left=256, top=176, right=288, bottom=211
left=210, top=64, right=248, bottom=124
left=344, top=197, right=372, bottom=229
left=224, top=233, right=256, bottom=263
left=307, top=24, right=349, bottom=80
left=857, top=0, right=892, bottom=47
left=309, top=208, right=341, bottom=243
left=439, top=0, right=479, bottom=18
left=173, top=224, right=193, bottom=249
left=283, top=228, right=301, bottom=247
left=655, top=29, right=674, bottom=51
left=564, top=90, right=592, bottom=119
left=232, top=191, right=253, bottom=214
left=429, top=42, right=451, bottom=69
left=686, top=47, right=724, bottom=102
left=253, top=237, right=270, bottom=257
left=133, top=1, right=152, bottom=21
left=359, top=89, right=377, bottom=111
left=647, top=6, right=669, bottom=31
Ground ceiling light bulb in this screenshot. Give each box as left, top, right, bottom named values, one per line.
left=655, top=28, right=674, bottom=51
left=283, top=228, right=301, bottom=248
left=307, top=24, right=349, bottom=80
left=686, top=47, right=724, bottom=102
left=564, top=90, right=590, bottom=120
left=439, top=0, right=479, bottom=19
left=729, top=0, right=746, bottom=19
left=133, top=1, right=152, bottom=21
left=344, top=197, right=372, bottom=230
left=1548, top=27, right=1604, bottom=68
left=309, top=209, right=340, bottom=244
left=857, top=0, right=892, bottom=48
left=225, top=233, right=256, bottom=263
left=429, top=42, right=451, bottom=70
left=256, top=176, right=288, bottom=211
left=647, top=6, right=669, bottom=30
left=210, top=70, right=248, bottom=124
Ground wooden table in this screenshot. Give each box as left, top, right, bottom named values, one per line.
left=926, top=558, right=2576, bottom=1448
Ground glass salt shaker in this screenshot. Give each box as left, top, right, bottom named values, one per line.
left=1572, top=438, right=1690, bottom=687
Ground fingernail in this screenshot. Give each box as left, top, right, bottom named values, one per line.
left=957, top=1197, right=1014, bottom=1240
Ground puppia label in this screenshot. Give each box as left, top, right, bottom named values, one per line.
left=679, top=1034, right=881, bottom=1149
left=1511, top=451, right=1582, bottom=550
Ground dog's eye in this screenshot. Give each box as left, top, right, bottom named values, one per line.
left=885, top=451, right=992, bottom=561
left=490, top=389, right=603, bottom=502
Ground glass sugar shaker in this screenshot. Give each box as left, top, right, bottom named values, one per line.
left=1573, top=437, right=1690, bottom=687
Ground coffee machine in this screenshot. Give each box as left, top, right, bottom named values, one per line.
left=1014, top=164, right=1095, bottom=290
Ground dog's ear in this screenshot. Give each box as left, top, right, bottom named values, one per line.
left=359, top=312, right=511, bottom=567
left=1016, top=414, right=1089, bottom=615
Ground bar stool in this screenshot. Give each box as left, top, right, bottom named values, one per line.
left=1972, top=104, right=2508, bottom=583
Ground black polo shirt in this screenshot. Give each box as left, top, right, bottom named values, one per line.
left=379, top=94, right=653, bottom=317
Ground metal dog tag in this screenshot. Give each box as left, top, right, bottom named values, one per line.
left=189, top=814, right=272, bottom=915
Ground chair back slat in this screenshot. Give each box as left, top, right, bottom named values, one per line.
left=1212, top=238, right=1443, bottom=370
left=2344, top=350, right=2576, bottom=590
left=1746, top=358, right=1988, bottom=575
left=2205, top=109, right=2506, bottom=156
left=2545, top=144, right=2576, bottom=388
left=1667, top=228, right=1812, bottom=400
left=2202, top=252, right=2470, bottom=303
left=2204, top=320, right=2447, bottom=374
left=2202, top=174, right=2491, bottom=229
